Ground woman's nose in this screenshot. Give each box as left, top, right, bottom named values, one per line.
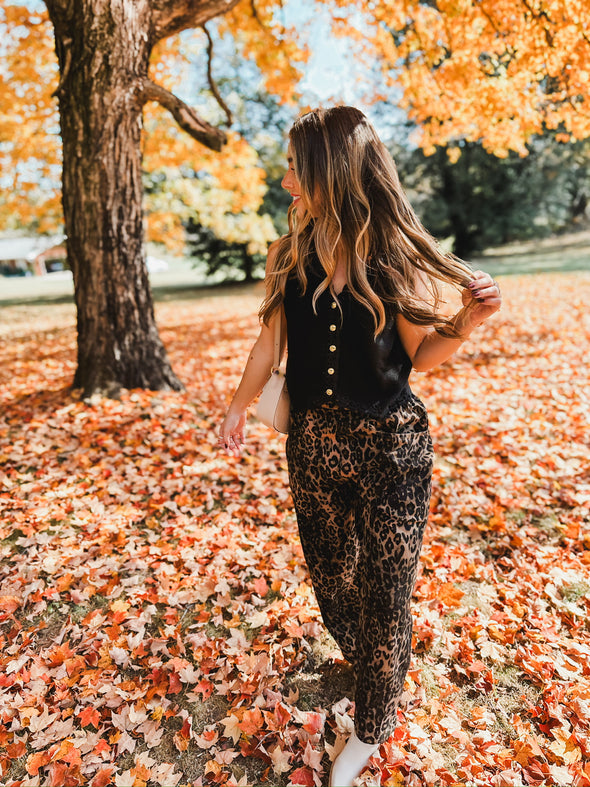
left=282, top=171, right=293, bottom=190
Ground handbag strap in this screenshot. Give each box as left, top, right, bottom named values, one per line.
left=272, top=311, right=282, bottom=371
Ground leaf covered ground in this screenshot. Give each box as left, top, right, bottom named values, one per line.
left=1, top=273, right=589, bottom=787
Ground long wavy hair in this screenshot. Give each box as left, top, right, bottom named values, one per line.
left=260, top=106, right=474, bottom=337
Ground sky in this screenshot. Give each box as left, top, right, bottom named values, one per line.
left=270, top=0, right=408, bottom=141
left=293, top=6, right=364, bottom=104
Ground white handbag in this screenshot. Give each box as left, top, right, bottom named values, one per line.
left=255, top=312, right=290, bottom=433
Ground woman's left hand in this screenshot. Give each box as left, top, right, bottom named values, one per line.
left=462, top=270, right=502, bottom=328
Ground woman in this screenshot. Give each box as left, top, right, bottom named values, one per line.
left=219, top=106, right=501, bottom=786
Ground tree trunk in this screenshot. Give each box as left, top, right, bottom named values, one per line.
left=47, top=0, right=183, bottom=397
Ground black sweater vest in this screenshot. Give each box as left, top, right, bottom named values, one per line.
left=283, top=260, right=412, bottom=418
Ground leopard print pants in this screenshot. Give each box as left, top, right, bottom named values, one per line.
left=286, top=391, right=434, bottom=744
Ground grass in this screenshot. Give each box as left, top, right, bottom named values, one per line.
left=472, top=227, right=590, bottom=276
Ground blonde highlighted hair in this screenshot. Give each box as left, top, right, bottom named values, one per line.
left=260, top=106, right=474, bottom=337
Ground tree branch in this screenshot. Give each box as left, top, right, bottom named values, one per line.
left=249, top=0, right=265, bottom=30
left=201, top=24, right=232, bottom=127
left=150, top=0, right=243, bottom=42
left=140, top=79, right=227, bottom=151
left=519, top=0, right=555, bottom=47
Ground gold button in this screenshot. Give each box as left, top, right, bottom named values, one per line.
left=328, top=368, right=335, bottom=375
left=329, top=345, right=336, bottom=352
left=326, top=388, right=333, bottom=396
left=331, top=301, right=337, bottom=309
left=329, top=324, right=337, bottom=331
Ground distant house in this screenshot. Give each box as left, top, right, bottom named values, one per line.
left=0, top=236, right=67, bottom=277
left=0, top=237, right=168, bottom=277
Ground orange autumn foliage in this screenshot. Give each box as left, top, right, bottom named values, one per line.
left=352, top=0, right=590, bottom=155
left=2, top=0, right=590, bottom=245
left=0, top=4, right=61, bottom=232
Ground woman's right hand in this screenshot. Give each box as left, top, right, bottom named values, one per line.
left=218, top=407, right=247, bottom=455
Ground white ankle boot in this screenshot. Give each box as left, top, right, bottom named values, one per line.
left=329, top=729, right=380, bottom=786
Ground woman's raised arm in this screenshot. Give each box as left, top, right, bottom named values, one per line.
left=397, top=269, right=502, bottom=372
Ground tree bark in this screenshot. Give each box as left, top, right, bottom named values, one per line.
left=44, top=0, right=234, bottom=397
